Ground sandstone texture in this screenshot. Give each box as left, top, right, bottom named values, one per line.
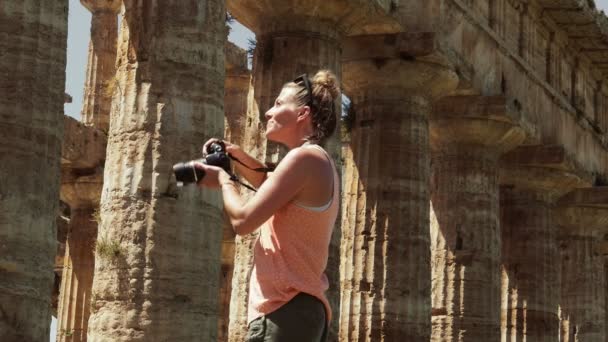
left=86, top=1, right=227, bottom=341
left=57, top=116, right=106, bottom=342
left=499, top=145, right=592, bottom=341
left=0, top=1, right=68, bottom=341
left=218, top=41, right=250, bottom=342
left=556, top=188, right=608, bottom=342
left=55, top=1, right=116, bottom=337
left=79, top=0, right=121, bottom=133
left=340, top=33, right=457, bottom=341
left=430, top=96, right=525, bottom=341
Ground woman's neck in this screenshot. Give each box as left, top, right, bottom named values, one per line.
left=281, top=129, right=313, bottom=150
left=284, top=138, right=309, bottom=150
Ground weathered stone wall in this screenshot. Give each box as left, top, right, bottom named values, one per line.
left=0, top=1, right=68, bottom=341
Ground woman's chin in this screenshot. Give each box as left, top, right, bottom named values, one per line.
left=265, top=129, right=275, bottom=140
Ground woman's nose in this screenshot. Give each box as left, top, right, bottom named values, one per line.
left=264, top=109, right=272, bottom=120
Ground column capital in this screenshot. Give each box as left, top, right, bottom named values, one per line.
left=342, top=32, right=438, bottom=63
left=60, top=172, right=103, bottom=208
left=62, top=116, right=107, bottom=170
left=555, top=187, right=608, bottom=236
left=500, top=145, right=593, bottom=200
left=430, top=95, right=525, bottom=153
left=225, top=42, right=248, bottom=75
left=80, top=0, right=121, bottom=14
left=227, top=0, right=400, bottom=35
left=342, top=33, right=458, bottom=100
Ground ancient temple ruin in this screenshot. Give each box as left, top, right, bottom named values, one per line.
left=2, top=0, right=608, bottom=341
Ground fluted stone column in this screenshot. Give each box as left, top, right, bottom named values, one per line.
left=218, top=42, right=250, bottom=342
left=56, top=117, right=106, bottom=342
left=556, top=188, right=608, bottom=342
left=340, top=33, right=458, bottom=341
left=87, top=1, right=226, bottom=341
left=80, top=0, right=121, bottom=132
left=0, top=1, right=68, bottom=341
left=57, top=176, right=102, bottom=342
left=225, top=2, right=398, bottom=340
left=53, top=211, right=70, bottom=317
left=224, top=42, right=250, bottom=147
left=499, top=145, right=591, bottom=342
left=57, top=2, right=115, bottom=334
left=430, top=96, right=525, bottom=341
left=57, top=116, right=107, bottom=341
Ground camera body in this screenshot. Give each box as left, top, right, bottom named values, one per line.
left=173, top=141, right=231, bottom=185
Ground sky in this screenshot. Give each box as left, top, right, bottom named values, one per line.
left=52, top=0, right=608, bottom=340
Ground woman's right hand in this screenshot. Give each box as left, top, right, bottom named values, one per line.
left=202, top=138, right=242, bottom=158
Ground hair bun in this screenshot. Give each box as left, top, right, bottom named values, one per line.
left=312, top=70, right=340, bottom=99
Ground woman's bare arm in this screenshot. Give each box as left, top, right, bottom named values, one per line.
left=221, top=147, right=323, bottom=235
left=229, top=150, right=270, bottom=189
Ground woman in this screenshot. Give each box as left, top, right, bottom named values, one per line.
left=196, top=70, right=341, bottom=342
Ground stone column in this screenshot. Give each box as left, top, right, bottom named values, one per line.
left=499, top=145, right=592, bottom=342
left=56, top=116, right=106, bottom=342
left=430, top=96, right=525, bottom=341
left=0, top=1, right=68, bottom=341
left=340, top=33, right=458, bottom=341
left=53, top=210, right=70, bottom=317
left=218, top=42, right=250, bottom=342
left=556, top=188, right=608, bottom=342
left=224, top=42, right=250, bottom=147
left=80, top=0, right=121, bottom=132
left=87, top=1, right=227, bottom=341
left=56, top=176, right=101, bottom=342
left=225, top=2, right=398, bottom=340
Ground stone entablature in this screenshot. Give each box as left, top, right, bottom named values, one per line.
left=439, top=0, right=608, bottom=177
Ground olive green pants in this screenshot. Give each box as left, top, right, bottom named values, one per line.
left=246, top=293, right=328, bottom=342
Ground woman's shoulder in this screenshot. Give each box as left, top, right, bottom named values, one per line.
left=285, top=145, right=328, bottom=166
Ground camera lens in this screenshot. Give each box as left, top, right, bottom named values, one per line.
left=173, top=161, right=206, bottom=186
left=207, top=141, right=225, bottom=154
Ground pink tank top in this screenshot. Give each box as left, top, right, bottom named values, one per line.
left=247, top=145, right=340, bottom=324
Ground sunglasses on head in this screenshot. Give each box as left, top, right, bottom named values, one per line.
left=293, top=74, right=313, bottom=108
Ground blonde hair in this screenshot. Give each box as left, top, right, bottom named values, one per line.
left=285, top=70, right=340, bottom=145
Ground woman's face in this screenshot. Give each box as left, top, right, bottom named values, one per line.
left=264, top=86, right=302, bottom=142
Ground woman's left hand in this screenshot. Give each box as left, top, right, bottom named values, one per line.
left=193, top=162, right=231, bottom=189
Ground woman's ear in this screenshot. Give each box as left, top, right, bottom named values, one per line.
left=297, top=106, right=311, bottom=122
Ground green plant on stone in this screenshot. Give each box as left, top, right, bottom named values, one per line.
left=60, top=329, right=74, bottom=337
left=91, top=208, right=101, bottom=225
left=90, top=292, right=98, bottom=312
left=95, top=234, right=123, bottom=261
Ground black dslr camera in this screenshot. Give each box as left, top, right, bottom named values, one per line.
left=173, top=141, right=231, bottom=186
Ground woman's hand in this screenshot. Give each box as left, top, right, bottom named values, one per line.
left=202, top=138, right=243, bottom=159
left=194, top=162, right=232, bottom=189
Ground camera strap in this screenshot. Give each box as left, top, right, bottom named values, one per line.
left=226, top=154, right=275, bottom=192
left=228, top=154, right=275, bottom=173
left=227, top=173, right=257, bottom=192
